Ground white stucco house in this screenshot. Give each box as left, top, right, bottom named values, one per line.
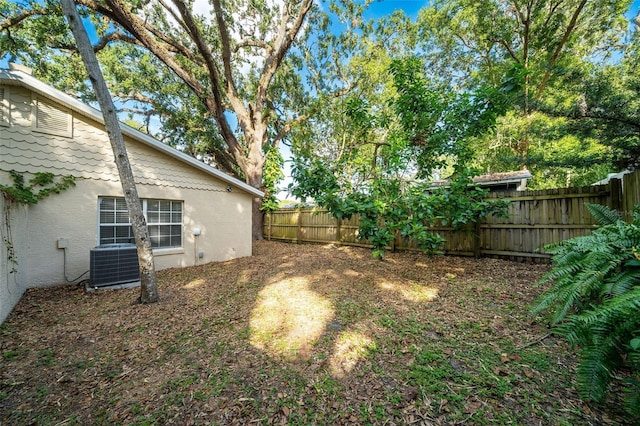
left=0, top=66, right=263, bottom=323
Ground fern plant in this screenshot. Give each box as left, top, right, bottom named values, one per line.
left=531, top=203, right=640, bottom=418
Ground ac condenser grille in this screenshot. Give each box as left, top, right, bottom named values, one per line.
left=90, top=243, right=140, bottom=287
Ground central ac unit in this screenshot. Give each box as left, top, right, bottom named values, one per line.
left=90, top=243, right=140, bottom=287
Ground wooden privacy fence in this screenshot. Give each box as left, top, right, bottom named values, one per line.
left=264, top=171, right=640, bottom=261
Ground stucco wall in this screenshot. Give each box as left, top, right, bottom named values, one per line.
left=0, top=79, right=255, bottom=295
left=20, top=177, right=252, bottom=288
left=0, top=195, right=28, bottom=324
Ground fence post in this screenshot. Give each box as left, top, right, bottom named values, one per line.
left=622, top=171, right=640, bottom=223
left=609, top=178, right=623, bottom=215
left=296, top=208, right=302, bottom=244
left=267, top=212, right=272, bottom=241
left=473, top=220, right=482, bottom=258
left=336, top=217, right=342, bottom=243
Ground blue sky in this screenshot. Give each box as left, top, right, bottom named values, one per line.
left=364, top=0, right=428, bottom=19
left=364, top=0, right=640, bottom=20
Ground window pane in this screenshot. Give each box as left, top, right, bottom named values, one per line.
left=171, top=201, right=182, bottom=212
left=100, top=226, right=114, bottom=245
left=148, top=226, right=159, bottom=238
left=116, top=198, right=128, bottom=210
left=115, top=225, right=132, bottom=238
left=148, top=225, right=159, bottom=247
left=116, top=211, right=130, bottom=224
left=171, top=225, right=182, bottom=247
left=159, top=235, right=170, bottom=247
left=160, top=200, right=171, bottom=211
left=100, top=211, right=115, bottom=224
left=148, top=200, right=160, bottom=211
left=160, top=212, right=171, bottom=223
left=100, top=227, right=114, bottom=238
left=147, top=211, right=159, bottom=223
left=101, top=198, right=114, bottom=210
left=171, top=211, right=182, bottom=223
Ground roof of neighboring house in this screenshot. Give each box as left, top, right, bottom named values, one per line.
left=430, top=170, right=532, bottom=188
left=592, top=170, right=632, bottom=186
left=471, top=170, right=532, bottom=186
left=0, top=67, right=264, bottom=198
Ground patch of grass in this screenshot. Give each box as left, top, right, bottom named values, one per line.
left=207, top=368, right=231, bottom=396
left=312, top=375, right=341, bottom=396
left=34, top=385, right=50, bottom=400
left=2, top=349, right=22, bottom=362
left=37, top=348, right=55, bottom=367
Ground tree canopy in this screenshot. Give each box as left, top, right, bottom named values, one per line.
left=413, top=0, right=637, bottom=187
left=0, top=0, right=367, bottom=238
left=2, top=0, right=638, bottom=239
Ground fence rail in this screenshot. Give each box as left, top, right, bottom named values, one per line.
left=264, top=171, right=639, bottom=262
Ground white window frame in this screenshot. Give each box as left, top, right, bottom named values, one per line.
left=98, top=197, right=184, bottom=250
left=0, top=86, right=10, bottom=127
left=31, top=96, right=73, bottom=138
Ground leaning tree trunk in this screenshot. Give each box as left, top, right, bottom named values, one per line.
left=61, top=0, right=159, bottom=303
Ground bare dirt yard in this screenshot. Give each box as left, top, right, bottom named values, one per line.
left=0, top=241, right=631, bottom=425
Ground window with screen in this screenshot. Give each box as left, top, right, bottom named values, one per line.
left=98, top=197, right=183, bottom=249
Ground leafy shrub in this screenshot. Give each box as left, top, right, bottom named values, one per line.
left=290, top=159, right=508, bottom=258
left=531, top=203, right=640, bottom=418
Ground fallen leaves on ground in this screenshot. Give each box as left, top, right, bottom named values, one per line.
left=0, top=241, right=632, bottom=425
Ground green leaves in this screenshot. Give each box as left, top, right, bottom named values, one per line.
left=290, top=51, right=510, bottom=259
left=260, top=146, right=285, bottom=213
left=0, top=171, right=75, bottom=205
left=415, top=0, right=636, bottom=188
left=291, top=159, right=508, bottom=258
left=531, top=203, right=640, bottom=418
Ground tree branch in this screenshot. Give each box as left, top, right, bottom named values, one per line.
left=208, top=0, right=250, bottom=122
left=257, top=0, right=313, bottom=115
left=536, top=0, right=588, bottom=100
left=491, top=38, right=521, bottom=64
left=172, top=0, right=245, bottom=165
left=76, top=0, right=203, bottom=64
left=93, top=31, right=139, bottom=51
left=235, top=38, right=273, bottom=54
left=0, top=6, right=47, bottom=31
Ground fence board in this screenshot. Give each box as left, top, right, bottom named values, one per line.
left=623, top=171, right=640, bottom=221
left=264, top=172, right=639, bottom=261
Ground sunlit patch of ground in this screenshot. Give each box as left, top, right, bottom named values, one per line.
left=329, top=322, right=378, bottom=378
left=249, top=276, right=334, bottom=360
left=183, top=278, right=205, bottom=289
left=377, top=280, right=439, bottom=302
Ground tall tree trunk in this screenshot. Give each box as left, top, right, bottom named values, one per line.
left=245, top=148, right=265, bottom=241
left=61, top=0, right=159, bottom=303
left=247, top=170, right=264, bottom=241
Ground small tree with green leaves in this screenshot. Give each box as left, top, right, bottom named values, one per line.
left=290, top=56, right=512, bottom=258
left=532, top=203, right=640, bottom=418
